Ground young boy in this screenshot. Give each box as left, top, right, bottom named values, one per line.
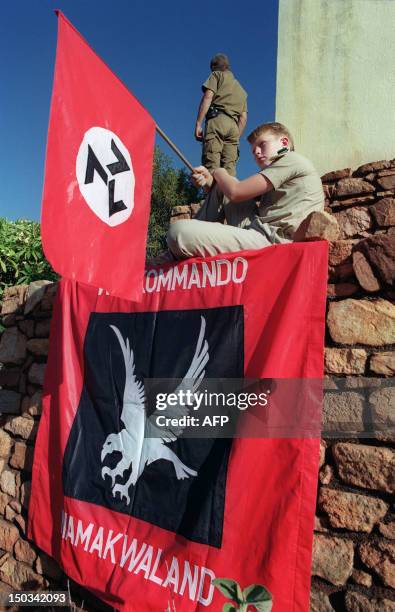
left=167, top=122, right=324, bottom=259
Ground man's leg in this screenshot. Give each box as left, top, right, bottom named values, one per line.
left=202, top=131, right=222, bottom=172
left=167, top=219, right=272, bottom=259
left=221, top=122, right=240, bottom=177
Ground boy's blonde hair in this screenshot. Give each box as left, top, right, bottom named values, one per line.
left=247, top=122, right=295, bottom=151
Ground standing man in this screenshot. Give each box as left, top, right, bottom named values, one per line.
left=195, top=54, right=247, bottom=177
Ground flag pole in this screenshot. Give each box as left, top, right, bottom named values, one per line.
left=155, top=125, right=195, bottom=173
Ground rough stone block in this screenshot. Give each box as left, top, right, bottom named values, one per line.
left=0, top=328, right=27, bottom=365
left=17, top=320, right=34, bottom=339
left=324, top=348, right=367, bottom=375
left=359, top=539, right=395, bottom=588
left=379, top=168, right=395, bottom=177
left=0, top=286, right=27, bottom=316
left=312, top=534, right=354, bottom=585
left=333, top=207, right=372, bottom=238
left=379, top=521, right=395, bottom=540
left=371, top=197, right=395, bottom=227
left=24, top=281, right=52, bottom=315
left=318, top=487, right=388, bottom=532
left=333, top=442, right=395, bottom=493
left=0, top=491, right=11, bottom=514
left=14, top=539, right=37, bottom=565
left=351, top=569, right=372, bottom=587
left=0, top=389, right=21, bottom=414
left=335, top=178, right=375, bottom=197
left=352, top=250, right=381, bottom=292
left=345, top=591, right=395, bottom=611
left=28, top=363, right=46, bottom=386
left=369, top=387, right=395, bottom=434
left=321, top=168, right=351, bottom=182
left=0, top=390, right=21, bottom=415
left=378, top=174, right=395, bottom=191
left=26, top=339, right=49, bottom=357
left=4, top=417, right=37, bottom=441
left=330, top=195, right=375, bottom=209
left=293, top=210, right=340, bottom=241
left=354, top=160, right=392, bottom=175
left=0, top=367, right=21, bottom=388
left=0, top=519, right=19, bottom=552
left=324, top=391, right=364, bottom=434
left=0, top=556, right=45, bottom=589
left=327, top=299, right=395, bottom=346
left=328, top=240, right=358, bottom=266
left=357, top=228, right=395, bottom=286
left=10, top=442, right=34, bottom=471
left=0, top=470, right=18, bottom=498
left=0, top=430, right=13, bottom=458
left=2, top=314, right=16, bottom=327
left=370, top=351, right=395, bottom=376
left=35, top=320, right=51, bottom=338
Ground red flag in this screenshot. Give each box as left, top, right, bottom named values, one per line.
left=41, top=12, right=155, bottom=301
left=29, top=242, right=328, bottom=611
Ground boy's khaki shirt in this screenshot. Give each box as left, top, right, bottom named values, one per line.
left=252, top=151, right=324, bottom=239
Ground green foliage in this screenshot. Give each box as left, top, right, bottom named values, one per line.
left=0, top=218, right=58, bottom=298
left=213, top=578, right=273, bottom=612
left=147, top=146, right=201, bottom=257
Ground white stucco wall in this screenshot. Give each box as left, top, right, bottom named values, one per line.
left=276, top=0, right=395, bottom=175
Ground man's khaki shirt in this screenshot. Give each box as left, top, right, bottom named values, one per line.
left=203, top=70, right=247, bottom=120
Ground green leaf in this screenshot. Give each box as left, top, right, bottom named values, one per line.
left=222, top=604, right=238, bottom=612
left=252, top=602, right=273, bottom=612
left=243, top=584, right=272, bottom=603
left=212, top=578, right=242, bottom=603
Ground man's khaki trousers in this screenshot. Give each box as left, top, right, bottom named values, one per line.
left=202, top=114, right=239, bottom=177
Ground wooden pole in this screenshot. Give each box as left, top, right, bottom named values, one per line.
left=155, top=124, right=195, bottom=173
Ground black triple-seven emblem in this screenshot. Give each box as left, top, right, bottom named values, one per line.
left=85, top=139, right=130, bottom=217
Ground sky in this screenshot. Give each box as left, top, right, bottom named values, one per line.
left=0, top=0, right=279, bottom=222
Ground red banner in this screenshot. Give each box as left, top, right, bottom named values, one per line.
left=41, top=12, right=155, bottom=301
left=29, top=242, right=328, bottom=611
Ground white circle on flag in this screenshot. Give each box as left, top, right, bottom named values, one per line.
left=76, top=126, right=135, bottom=227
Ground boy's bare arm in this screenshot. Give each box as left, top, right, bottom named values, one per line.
left=192, top=166, right=273, bottom=200
left=212, top=168, right=273, bottom=202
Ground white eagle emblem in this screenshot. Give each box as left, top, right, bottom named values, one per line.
left=101, top=317, right=209, bottom=504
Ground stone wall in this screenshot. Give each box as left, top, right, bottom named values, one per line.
left=0, top=282, right=109, bottom=610
left=0, top=158, right=394, bottom=610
